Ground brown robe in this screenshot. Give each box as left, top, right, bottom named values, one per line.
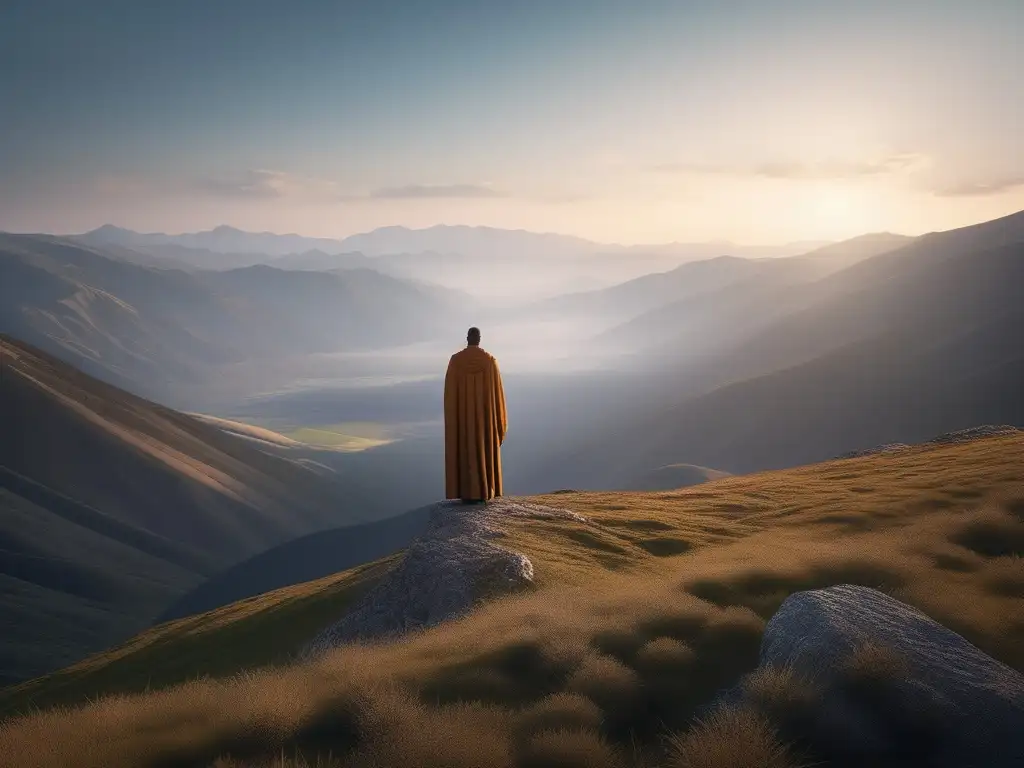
left=444, top=345, right=507, bottom=501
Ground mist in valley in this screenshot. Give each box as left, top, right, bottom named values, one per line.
left=191, top=271, right=677, bottom=513
left=6, top=217, right=1022, bottom=528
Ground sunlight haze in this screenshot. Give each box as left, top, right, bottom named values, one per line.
left=2, top=0, right=1022, bottom=243
left=2, top=2, right=1024, bottom=763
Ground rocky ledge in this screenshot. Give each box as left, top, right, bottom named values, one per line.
left=301, top=498, right=588, bottom=658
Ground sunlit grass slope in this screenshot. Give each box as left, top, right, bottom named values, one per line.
left=1, top=434, right=1022, bottom=768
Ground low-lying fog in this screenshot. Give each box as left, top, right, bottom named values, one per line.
left=209, top=299, right=660, bottom=510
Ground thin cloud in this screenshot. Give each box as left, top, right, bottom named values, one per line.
left=934, top=175, right=1024, bottom=197
left=652, top=152, right=930, bottom=180
left=370, top=183, right=507, bottom=199
left=198, top=170, right=345, bottom=200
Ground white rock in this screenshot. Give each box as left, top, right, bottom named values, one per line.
left=300, top=498, right=588, bottom=658
left=757, top=585, right=1024, bottom=767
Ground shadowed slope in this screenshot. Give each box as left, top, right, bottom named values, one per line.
left=156, top=505, right=436, bottom=624
left=536, top=212, right=1024, bottom=491
left=535, top=232, right=911, bottom=333
left=0, top=335, right=382, bottom=685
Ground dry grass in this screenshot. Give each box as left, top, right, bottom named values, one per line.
left=1, top=434, right=1022, bottom=768
left=517, top=728, right=625, bottom=768
left=981, top=555, right=1024, bottom=597
left=0, top=556, right=399, bottom=717
left=740, top=666, right=819, bottom=719
left=840, top=642, right=911, bottom=686
left=515, top=693, right=605, bottom=737
left=663, top=707, right=803, bottom=768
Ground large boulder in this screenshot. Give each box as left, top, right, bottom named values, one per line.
left=750, top=584, right=1024, bottom=767
left=300, top=499, right=588, bottom=658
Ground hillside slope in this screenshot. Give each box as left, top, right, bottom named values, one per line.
left=0, top=335, right=381, bottom=684
left=618, top=463, right=731, bottom=492
left=533, top=212, right=1024, bottom=490
left=530, top=232, right=910, bottom=332
left=1, top=431, right=1021, bottom=768
left=155, top=504, right=435, bottom=623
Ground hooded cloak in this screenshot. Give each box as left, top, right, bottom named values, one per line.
left=443, top=345, right=507, bottom=501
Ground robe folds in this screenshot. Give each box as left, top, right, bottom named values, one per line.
left=444, top=345, right=507, bottom=501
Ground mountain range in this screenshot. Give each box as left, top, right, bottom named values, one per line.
left=0, top=233, right=468, bottom=405
left=75, top=223, right=831, bottom=263
left=66, top=224, right=837, bottom=301
left=528, top=232, right=912, bottom=329
left=525, top=209, right=1024, bottom=489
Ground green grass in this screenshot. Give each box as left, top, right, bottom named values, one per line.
left=0, top=556, right=399, bottom=718
left=198, top=415, right=400, bottom=452
left=1, top=434, right=1022, bottom=768
left=283, top=423, right=396, bottom=451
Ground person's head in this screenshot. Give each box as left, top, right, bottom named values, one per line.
left=467, top=327, right=481, bottom=346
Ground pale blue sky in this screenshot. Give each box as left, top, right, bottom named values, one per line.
left=2, top=0, right=1022, bottom=242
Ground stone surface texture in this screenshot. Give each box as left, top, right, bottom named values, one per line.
left=301, top=498, right=587, bottom=658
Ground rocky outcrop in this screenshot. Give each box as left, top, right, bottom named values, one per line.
left=836, top=424, right=1020, bottom=459
left=300, top=499, right=588, bottom=658
left=836, top=443, right=910, bottom=459
left=734, top=585, right=1024, bottom=767
left=928, top=424, right=1021, bottom=444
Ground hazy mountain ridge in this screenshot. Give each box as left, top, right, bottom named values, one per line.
left=78, top=224, right=352, bottom=259
left=532, top=215, right=1024, bottom=490
left=0, top=234, right=466, bottom=404
left=65, top=223, right=842, bottom=302
left=527, top=231, right=913, bottom=334
left=78, top=222, right=831, bottom=262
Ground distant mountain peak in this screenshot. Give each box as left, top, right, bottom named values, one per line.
left=86, top=224, right=139, bottom=237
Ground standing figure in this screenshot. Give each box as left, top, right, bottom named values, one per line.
left=444, top=327, right=507, bottom=503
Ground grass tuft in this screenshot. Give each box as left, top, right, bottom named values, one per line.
left=664, top=707, right=804, bottom=768
left=514, top=693, right=604, bottom=737
left=517, top=728, right=625, bottom=768
left=632, top=638, right=696, bottom=676
left=840, top=642, right=911, bottom=688
left=740, top=665, right=819, bottom=720
left=564, top=653, right=641, bottom=717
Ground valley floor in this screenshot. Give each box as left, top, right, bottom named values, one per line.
left=1, top=433, right=1022, bottom=768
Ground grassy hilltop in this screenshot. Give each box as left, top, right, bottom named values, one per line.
left=1, top=432, right=1022, bottom=767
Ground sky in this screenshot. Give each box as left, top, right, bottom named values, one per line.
left=1, top=0, right=1022, bottom=244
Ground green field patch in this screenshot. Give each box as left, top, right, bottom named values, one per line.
left=284, top=422, right=396, bottom=451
